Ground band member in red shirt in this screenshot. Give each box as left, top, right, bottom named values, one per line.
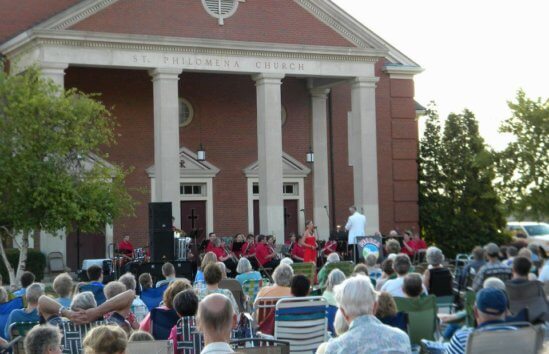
left=401, top=230, right=415, bottom=257
left=242, top=234, right=259, bottom=269
left=291, top=235, right=305, bottom=263
left=118, top=235, right=134, bottom=259
left=211, top=238, right=237, bottom=275
left=255, top=235, right=280, bottom=269
left=205, top=232, right=217, bottom=253
left=231, top=233, right=246, bottom=259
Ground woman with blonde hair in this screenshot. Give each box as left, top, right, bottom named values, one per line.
left=138, top=279, right=191, bottom=332
left=195, top=251, right=217, bottom=283
left=83, top=325, right=127, bottom=354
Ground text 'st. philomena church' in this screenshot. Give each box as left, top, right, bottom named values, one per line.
left=0, top=0, right=423, bottom=270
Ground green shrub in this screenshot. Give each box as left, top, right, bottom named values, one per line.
left=0, top=248, right=47, bottom=282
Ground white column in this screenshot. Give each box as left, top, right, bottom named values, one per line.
left=351, top=76, right=380, bottom=234
left=149, top=68, right=183, bottom=229
left=39, top=62, right=68, bottom=89
left=311, top=88, right=331, bottom=240
left=253, top=73, right=285, bottom=243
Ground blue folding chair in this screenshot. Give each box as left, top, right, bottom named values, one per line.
left=77, top=284, right=106, bottom=306
left=141, top=284, right=168, bottom=311
left=326, top=305, right=338, bottom=336
left=151, top=307, right=179, bottom=340
left=0, top=297, right=24, bottom=339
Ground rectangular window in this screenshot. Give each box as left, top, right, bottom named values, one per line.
left=180, top=183, right=206, bottom=196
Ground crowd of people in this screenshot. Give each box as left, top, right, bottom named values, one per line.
left=1, top=223, right=548, bottom=354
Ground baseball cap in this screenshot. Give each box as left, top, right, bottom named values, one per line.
left=476, top=287, right=507, bottom=315
left=484, top=243, right=500, bottom=256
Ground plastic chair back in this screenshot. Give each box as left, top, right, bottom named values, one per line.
left=220, top=278, right=246, bottom=313
left=126, top=340, right=173, bottom=354
left=324, top=261, right=354, bottom=277
left=78, top=283, right=106, bottom=306
left=290, top=263, right=316, bottom=285
left=326, top=305, right=338, bottom=336
left=141, top=284, right=168, bottom=311
left=242, top=279, right=263, bottom=310
left=151, top=307, right=179, bottom=340
left=9, top=321, right=39, bottom=354
left=274, top=296, right=328, bottom=353
left=505, top=280, right=549, bottom=323
left=230, top=338, right=290, bottom=354
left=427, top=268, right=454, bottom=297
left=176, top=316, right=204, bottom=354
left=0, top=297, right=24, bottom=339
left=394, top=295, right=437, bottom=345
left=254, top=297, right=285, bottom=335
left=379, top=312, right=409, bottom=333
left=466, top=322, right=543, bottom=354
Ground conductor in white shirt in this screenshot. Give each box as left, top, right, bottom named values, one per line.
left=345, top=206, right=367, bottom=262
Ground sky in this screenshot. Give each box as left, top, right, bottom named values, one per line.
left=332, top=0, right=549, bottom=151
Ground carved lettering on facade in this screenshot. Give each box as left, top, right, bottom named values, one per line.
left=133, top=54, right=304, bottom=72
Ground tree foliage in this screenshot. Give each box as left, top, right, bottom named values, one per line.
left=0, top=64, right=135, bottom=284
left=419, top=104, right=508, bottom=257
left=494, top=90, right=549, bottom=221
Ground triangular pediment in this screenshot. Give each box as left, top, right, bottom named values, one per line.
left=243, top=152, right=311, bottom=178
left=5, top=0, right=420, bottom=66
left=146, top=147, right=220, bottom=178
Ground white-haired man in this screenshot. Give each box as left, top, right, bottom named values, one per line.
left=325, top=275, right=411, bottom=354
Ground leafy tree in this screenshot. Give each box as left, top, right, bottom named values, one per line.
left=419, top=104, right=508, bottom=257
left=0, top=64, right=135, bottom=285
left=494, top=90, right=549, bottom=221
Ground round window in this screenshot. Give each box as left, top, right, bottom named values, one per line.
left=179, top=98, right=194, bottom=127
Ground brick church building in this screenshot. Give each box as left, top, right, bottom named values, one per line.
left=1, top=0, right=422, bottom=270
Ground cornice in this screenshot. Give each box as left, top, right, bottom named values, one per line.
left=383, top=65, right=424, bottom=79
left=3, top=30, right=385, bottom=63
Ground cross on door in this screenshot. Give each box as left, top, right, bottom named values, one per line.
left=188, top=208, right=199, bottom=229
left=284, top=207, right=291, bottom=227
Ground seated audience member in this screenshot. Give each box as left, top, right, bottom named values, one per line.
left=139, top=279, right=191, bottom=332
left=217, top=261, right=228, bottom=279
left=4, top=283, right=43, bottom=338
left=290, top=275, right=310, bottom=297
left=24, top=324, right=63, bottom=354
left=317, top=253, right=340, bottom=288
left=445, top=288, right=515, bottom=354
left=196, top=294, right=237, bottom=354
left=423, top=247, right=453, bottom=296
left=195, top=252, right=218, bottom=284
left=85, top=265, right=103, bottom=288
left=504, top=246, right=518, bottom=266
left=459, top=246, right=486, bottom=288
left=472, top=243, right=512, bottom=291
left=508, top=256, right=536, bottom=285
left=353, top=264, right=369, bottom=276
left=255, top=264, right=293, bottom=299
left=103, top=281, right=134, bottom=332
left=482, top=277, right=506, bottom=291
left=381, top=254, right=426, bottom=297
left=13, top=271, right=36, bottom=297
left=118, top=272, right=148, bottom=322
left=128, top=330, right=154, bottom=342
left=138, top=272, right=153, bottom=292
left=156, top=262, right=177, bottom=287
left=365, top=254, right=382, bottom=281
left=290, top=235, right=305, bottom=263
left=403, top=273, right=424, bottom=298
left=385, top=239, right=401, bottom=256
left=401, top=230, right=415, bottom=257
left=279, top=257, right=294, bottom=266
left=196, top=264, right=240, bottom=316
left=517, top=248, right=538, bottom=279
left=376, top=259, right=395, bottom=291
left=52, top=273, right=73, bottom=308
left=38, top=289, right=134, bottom=326
left=235, top=257, right=262, bottom=286
left=0, top=288, right=8, bottom=304
left=410, top=232, right=427, bottom=252
left=168, top=289, right=199, bottom=352
left=323, top=269, right=346, bottom=307
left=325, top=275, right=411, bottom=353
left=82, top=325, right=127, bottom=354
left=375, top=291, right=398, bottom=319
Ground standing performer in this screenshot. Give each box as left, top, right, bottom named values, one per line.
left=345, top=206, right=366, bottom=262
left=118, top=235, right=134, bottom=258
left=302, top=221, right=318, bottom=264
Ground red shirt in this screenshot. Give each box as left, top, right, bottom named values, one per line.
left=205, top=241, right=215, bottom=253
left=242, top=242, right=256, bottom=256
left=211, top=246, right=225, bottom=261
left=402, top=241, right=415, bottom=257
left=409, top=239, right=427, bottom=252
left=291, top=244, right=305, bottom=260
left=118, top=240, right=134, bottom=256
left=255, top=243, right=270, bottom=266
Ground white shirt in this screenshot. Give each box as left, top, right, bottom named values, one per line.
left=345, top=211, right=366, bottom=244
left=380, top=276, right=428, bottom=298
left=539, top=263, right=549, bottom=282
left=201, top=342, right=234, bottom=354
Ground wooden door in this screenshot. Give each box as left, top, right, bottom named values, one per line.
left=66, top=231, right=106, bottom=270
left=180, top=201, right=207, bottom=241
left=283, top=199, right=298, bottom=242
left=253, top=200, right=260, bottom=236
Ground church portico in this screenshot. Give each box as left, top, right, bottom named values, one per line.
left=1, top=0, right=423, bottom=260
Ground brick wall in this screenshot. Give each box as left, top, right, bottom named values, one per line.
left=69, top=0, right=355, bottom=47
